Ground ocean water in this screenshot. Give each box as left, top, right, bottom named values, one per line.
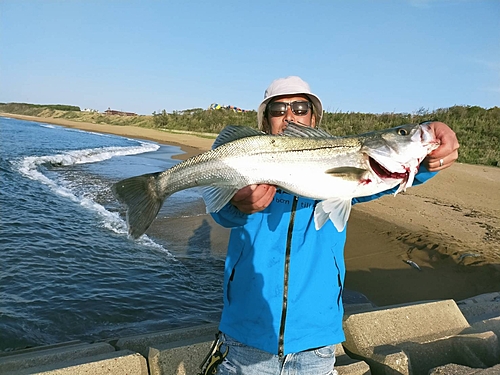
left=0, top=117, right=224, bottom=351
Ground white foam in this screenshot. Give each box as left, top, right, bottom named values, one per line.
left=16, top=142, right=159, bottom=178
left=11, top=142, right=173, bottom=254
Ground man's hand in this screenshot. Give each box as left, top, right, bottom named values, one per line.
left=231, top=184, right=277, bottom=214
left=423, top=121, right=459, bottom=171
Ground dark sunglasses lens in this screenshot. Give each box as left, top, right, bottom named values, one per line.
left=268, top=102, right=287, bottom=117
left=267, top=101, right=311, bottom=117
left=291, top=101, right=310, bottom=115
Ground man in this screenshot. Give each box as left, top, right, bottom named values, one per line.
left=208, top=76, right=459, bottom=375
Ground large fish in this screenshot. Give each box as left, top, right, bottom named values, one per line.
left=113, top=122, right=439, bottom=238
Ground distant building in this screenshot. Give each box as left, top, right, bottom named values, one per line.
left=83, top=108, right=98, bottom=113
left=209, top=103, right=248, bottom=112
left=104, top=107, right=137, bottom=116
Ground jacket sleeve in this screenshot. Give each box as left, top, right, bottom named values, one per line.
left=209, top=203, right=250, bottom=228
left=352, top=165, right=437, bottom=205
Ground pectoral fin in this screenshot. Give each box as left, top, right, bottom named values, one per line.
left=325, top=167, right=368, bottom=181
left=314, top=198, right=352, bottom=232
left=202, top=186, right=239, bottom=213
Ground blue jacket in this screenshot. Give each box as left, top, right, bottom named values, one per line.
left=211, top=167, right=436, bottom=356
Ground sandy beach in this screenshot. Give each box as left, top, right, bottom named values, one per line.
left=4, top=113, right=500, bottom=307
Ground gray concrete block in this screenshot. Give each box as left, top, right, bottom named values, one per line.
left=147, top=335, right=214, bottom=375
left=468, top=316, right=500, bottom=340
left=335, top=344, right=372, bottom=375
left=457, top=292, right=500, bottom=324
left=343, top=300, right=470, bottom=355
left=336, top=361, right=372, bottom=375
left=429, top=363, right=500, bottom=375
left=0, top=342, right=115, bottom=374
left=393, top=331, right=499, bottom=374
left=450, top=332, right=500, bottom=367
left=10, top=349, right=148, bottom=375
left=360, top=345, right=410, bottom=375
left=341, top=300, right=496, bottom=374
left=115, top=323, right=218, bottom=357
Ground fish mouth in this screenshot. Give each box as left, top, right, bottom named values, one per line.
left=369, top=157, right=408, bottom=180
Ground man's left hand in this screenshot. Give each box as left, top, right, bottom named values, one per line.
left=423, top=121, right=459, bottom=171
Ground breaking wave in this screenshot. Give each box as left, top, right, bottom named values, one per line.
left=11, top=141, right=163, bottom=247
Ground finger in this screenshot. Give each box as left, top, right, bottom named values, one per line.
left=258, top=185, right=276, bottom=208
left=233, top=185, right=276, bottom=213
left=243, top=185, right=276, bottom=210
left=232, top=185, right=258, bottom=202
left=426, top=150, right=458, bottom=171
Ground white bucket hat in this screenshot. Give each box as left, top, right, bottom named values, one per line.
left=257, top=76, right=323, bottom=130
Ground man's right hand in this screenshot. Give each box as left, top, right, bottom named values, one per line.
left=231, top=184, right=277, bottom=214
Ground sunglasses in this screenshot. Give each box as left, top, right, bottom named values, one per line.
left=267, top=101, right=312, bottom=117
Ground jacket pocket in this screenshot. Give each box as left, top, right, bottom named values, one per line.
left=332, top=255, right=344, bottom=309
left=224, top=247, right=243, bottom=305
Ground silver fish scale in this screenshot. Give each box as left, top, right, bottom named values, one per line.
left=158, top=135, right=364, bottom=195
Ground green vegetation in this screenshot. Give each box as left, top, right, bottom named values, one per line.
left=0, top=102, right=80, bottom=114
left=151, top=108, right=256, bottom=132
left=1, top=102, right=498, bottom=167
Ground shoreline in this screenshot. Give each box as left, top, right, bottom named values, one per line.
left=2, top=112, right=499, bottom=306
left=0, top=112, right=215, bottom=160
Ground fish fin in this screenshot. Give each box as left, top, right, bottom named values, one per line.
left=203, top=186, right=239, bottom=212
left=283, top=122, right=335, bottom=138
left=314, top=198, right=352, bottom=232
left=212, top=126, right=263, bottom=149
left=112, top=172, right=166, bottom=239
left=325, top=167, right=369, bottom=180
left=394, top=163, right=418, bottom=196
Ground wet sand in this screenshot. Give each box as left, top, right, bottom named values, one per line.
left=4, top=113, right=499, bottom=306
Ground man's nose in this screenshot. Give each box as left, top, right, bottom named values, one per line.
left=283, top=106, right=295, bottom=122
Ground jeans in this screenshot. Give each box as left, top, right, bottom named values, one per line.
left=215, top=333, right=338, bottom=375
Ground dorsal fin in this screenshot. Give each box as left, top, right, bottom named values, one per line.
left=212, top=125, right=264, bottom=149
left=282, top=122, right=335, bottom=138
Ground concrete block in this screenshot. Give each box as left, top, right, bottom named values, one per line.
left=467, top=316, right=500, bottom=340
left=115, top=323, right=218, bottom=357
left=457, top=292, right=500, bottom=324
left=10, top=349, right=148, bottom=375
left=450, top=331, right=500, bottom=367
left=342, top=300, right=484, bottom=374
left=0, top=342, right=114, bottom=374
left=147, top=335, right=214, bottom=375
left=429, top=363, right=500, bottom=375
left=393, top=331, right=499, bottom=374
left=358, top=345, right=410, bottom=375
left=335, top=344, right=372, bottom=375
left=343, top=300, right=470, bottom=356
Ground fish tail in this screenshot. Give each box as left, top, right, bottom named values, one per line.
left=112, top=171, right=166, bottom=239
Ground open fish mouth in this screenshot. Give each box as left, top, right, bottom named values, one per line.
left=369, top=156, right=408, bottom=180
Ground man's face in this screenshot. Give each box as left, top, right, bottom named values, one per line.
left=263, top=94, right=315, bottom=135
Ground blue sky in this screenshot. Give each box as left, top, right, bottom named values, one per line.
left=1, top=1, right=498, bottom=115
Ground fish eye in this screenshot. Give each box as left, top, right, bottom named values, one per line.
left=397, top=128, right=409, bottom=136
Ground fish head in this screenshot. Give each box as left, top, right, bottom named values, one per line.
left=361, top=123, right=440, bottom=192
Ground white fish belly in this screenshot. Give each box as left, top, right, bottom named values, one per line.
left=221, top=156, right=402, bottom=201
left=221, top=158, right=359, bottom=200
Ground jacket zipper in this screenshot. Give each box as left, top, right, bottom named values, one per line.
left=278, top=196, right=298, bottom=358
